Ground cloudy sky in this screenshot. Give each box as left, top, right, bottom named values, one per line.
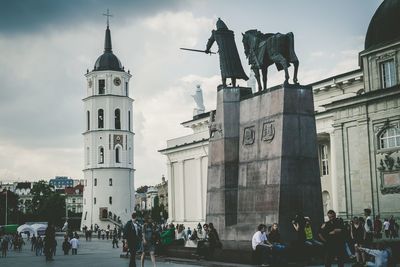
left=0, top=0, right=382, bottom=187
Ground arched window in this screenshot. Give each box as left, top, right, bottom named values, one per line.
left=125, top=82, right=129, bottom=96
left=109, top=178, right=113, bottom=186
left=128, top=111, right=131, bottom=131
left=98, top=109, right=104, bottom=129
left=109, top=196, right=112, bottom=205
left=94, top=178, right=97, bottom=186
left=379, top=127, right=400, bottom=149
left=87, top=111, right=90, bottom=131
left=94, top=197, right=97, bottom=205
left=115, top=146, right=121, bottom=163
left=99, top=147, right=104, bottom=164
left=115, top=109, right=121, bottom=129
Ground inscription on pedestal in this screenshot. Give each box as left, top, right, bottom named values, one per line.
left=243, top=126, right=255, bottom=145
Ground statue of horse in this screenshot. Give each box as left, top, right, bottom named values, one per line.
left=242, top=30, right=299, bottom=91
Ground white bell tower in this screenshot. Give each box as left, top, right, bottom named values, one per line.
left=81, top=12, right=134, bottom=229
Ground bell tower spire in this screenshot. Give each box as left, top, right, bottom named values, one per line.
left=103, top=9, right=113, bottom=53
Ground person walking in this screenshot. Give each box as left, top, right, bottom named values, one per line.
left=374, top=215, right=383, bottom=239
left=112, top=230, right=119, bottom=248
left=140, top=217, right=157, bottom=267
left=69, top=236, right=79, bottom=255
left=35, top=236, right=43, bottom=256
left=364, top=209, right=374, bottom=248
left=1, top=237, right=8, bottom=258
left=350, top=217, right=366, bottom=266
left=44, top=224, right=56, bottom=261
left=62, top=236, right=71, bottom=255
left=123, top=211, right=141, bottom=267
left=383, top=218, right=390, bottom=238
left=319, top=210, right=345, bottom=267
left=30, top=234, right=36, bottom=252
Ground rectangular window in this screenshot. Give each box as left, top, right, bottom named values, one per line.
left=125, top=82, right=129, bottom=96
left=109, top=178, right=113, bottom=186
left=319, top=144, right=329, bottom=176
left=109, top=196, right=112, bottom=205
left=94, top=197, right=96, bottom=205
left=380, top=59, right=397, bottom=88
left=94, top=178, right=97, bottom=186
left=99, top=79, right=105, bottom=94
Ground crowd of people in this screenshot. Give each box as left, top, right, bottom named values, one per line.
left=252, top=209, right=397, bottom=267
left=121, top=212, right=223, bottom=267
left=0, top=233, right=25, bottom=258
left=0, top=211, right=398, bottom=266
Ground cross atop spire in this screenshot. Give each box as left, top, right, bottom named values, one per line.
left=103, top=9, right=113, bottom=28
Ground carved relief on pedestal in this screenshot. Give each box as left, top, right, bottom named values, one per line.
left=261, top=121, right=275, bottom=142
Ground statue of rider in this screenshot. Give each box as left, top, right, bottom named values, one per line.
left=205, top=18, right=248, bottom=87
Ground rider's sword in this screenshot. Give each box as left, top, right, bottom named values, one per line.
left=180, top=48, right=216, bottom=54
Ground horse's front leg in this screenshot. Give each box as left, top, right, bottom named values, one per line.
left=293, top=60, right=299, bottom=84
left=253, top=68, right=262, bottom=92
left=262, top=67, right=267, bottom=90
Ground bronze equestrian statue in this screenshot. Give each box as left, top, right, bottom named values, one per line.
left=205, top=18, right=248, bottom=87
left=242, top=29, right=299, bottom=91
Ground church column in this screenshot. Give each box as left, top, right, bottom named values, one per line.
left=167, top=162, right=174, bottom=222
left=179, top=161, right=186, bottom=221
left=195, top=157, right=203, bottom=222
left=329, top=130, right=338, bottom=212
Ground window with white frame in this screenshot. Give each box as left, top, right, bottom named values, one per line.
left=379, top=127, right=400, bottom=149
left=380, top=59, right=397, bottom=88
left=319, top=144, right=329, bottom=176
left=98, top=79, right=105, bottom=94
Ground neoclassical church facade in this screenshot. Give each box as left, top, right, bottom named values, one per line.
left=161, top=0, right=400, bottom=227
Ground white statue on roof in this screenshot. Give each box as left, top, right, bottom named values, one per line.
left=192, top=84, right=205, bottom=116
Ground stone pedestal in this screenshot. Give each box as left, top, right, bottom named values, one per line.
left=206, top=84, right=323, bottom=246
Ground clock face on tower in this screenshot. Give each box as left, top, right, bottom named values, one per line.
left=113, top=77, right=121, bottom=86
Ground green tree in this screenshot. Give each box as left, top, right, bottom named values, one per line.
left=151, top=196, right=161, bottom=222
left=27, top=180, right=65, bottom=226
left=30, top=180, right=54, bottom=215
left=0, top=189, right=19, bottom=225
left=136, top=185, right=148, bottom=194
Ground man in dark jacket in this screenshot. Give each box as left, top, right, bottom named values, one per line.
left=123, top=212, right=140, bottom=267
left=205, top=18, right=248, bottom=87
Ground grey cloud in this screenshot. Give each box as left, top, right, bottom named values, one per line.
left=0, top=0, right=182, bottom=34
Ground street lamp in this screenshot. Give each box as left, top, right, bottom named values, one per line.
left=5, top=189, right=8, bottom=225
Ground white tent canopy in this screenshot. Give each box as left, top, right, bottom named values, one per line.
left=30, top=223, right=48, bottom=236
left=17, top=224, right=35, bottom=235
